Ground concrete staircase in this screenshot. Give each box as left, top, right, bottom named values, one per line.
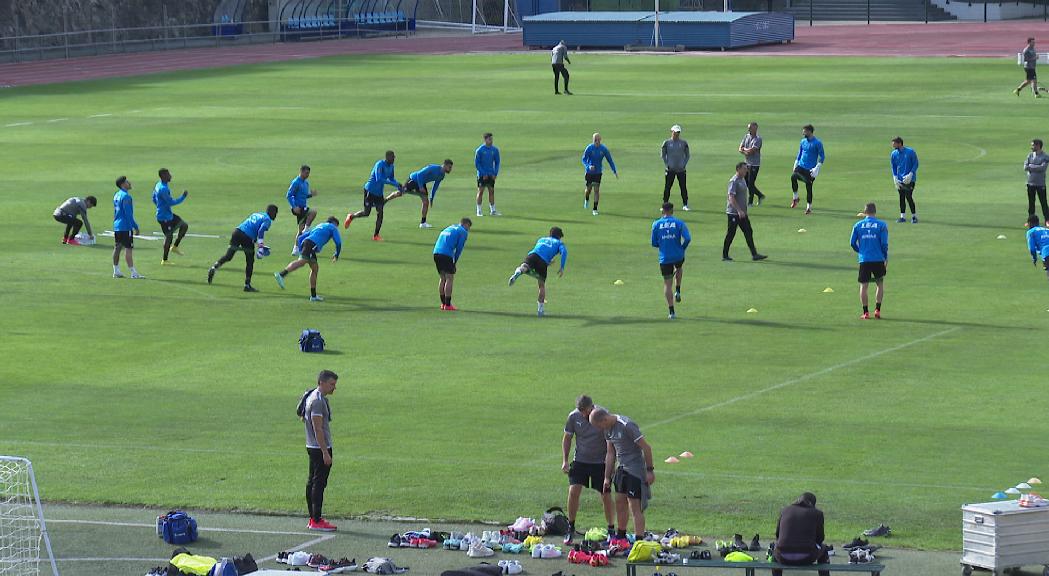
left=785, top=0, right=956, bottom=21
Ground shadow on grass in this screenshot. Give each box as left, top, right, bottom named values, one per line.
left=760, top=259, right=855, bottom=272
left=878, top=317, right=1034, bottom=331
left=505, top=214, right=587, bottom=225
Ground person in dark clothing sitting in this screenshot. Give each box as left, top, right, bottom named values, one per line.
left=772, top=492, right=829, bottom=576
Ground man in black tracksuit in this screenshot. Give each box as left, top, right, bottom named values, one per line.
left=773, top=492, right=829, bottom=576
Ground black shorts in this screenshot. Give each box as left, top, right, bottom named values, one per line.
left=434, top=254, right=456, bottom=275
left=114, top=231, right=133, bottom=249
left=229, top=228, right=254, bottom=253
left=1027, top=67, right=1037, bottom=81
left=585, top=173, right=603, bottom=185
left=364, top=192, right=385, bottom=209
left=568, top=461, right=605, bottom=491
left=659, top=260, right=684, bottom=278
left=612, top=467, right=645, bottom=499
left=300, top=239, right=318, bottom=262
left=292, top=206, right=310, bottom=226
left=524, top=252, right=549, bottom=281
left=858, top=261, right=887, bottom=284
left=477, top=175, right=496, bottom=188
left=403, top=179, right=426, bottom=198
left=898, top=181, right=916, bottom=194
left=158, top=214, right=184, bottom=236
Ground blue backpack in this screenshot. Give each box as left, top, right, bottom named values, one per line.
left=210, top=557, right=237, bottom=576
left=299, top=329, right=325, bottom=353
left=156, top=510, right=198, bottom=544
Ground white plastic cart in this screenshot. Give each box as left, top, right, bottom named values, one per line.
left=961, top=500, right=1049, bottom=576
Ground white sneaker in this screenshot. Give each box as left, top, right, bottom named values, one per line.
left=498, top=560, right=523, bottom=575
left=130, top=271, right=145, bottom=279
left=419, top=222, right=433, bottom=228
left=682, top=205, right=691, bottom=211
left=310, top=295, right=324, bottom=302
left=583, top=199, right=589, bottom=209
left=467, top=540, right=494, bottom=558
left=113, top=270, right=124, bottom=278
left=592, top=210, right=599, bottom=216
left=490, top=210, right=501, bottom=216
left=540, top=544, right=562, bottom=559
left=476, top=208, right=483, bottom=217
left=531, top=544, right=543, bottom=558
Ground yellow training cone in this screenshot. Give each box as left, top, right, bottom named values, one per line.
left=822, top=287, right=834, bottom=293
left=746, top=308, right=758, bottom=314
left=679, top=451, right=694, bottom=458
left=664, top=456, right=680, bottom=464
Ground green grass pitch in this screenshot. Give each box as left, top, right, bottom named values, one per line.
left=0, top=52, right=1045, bottom=557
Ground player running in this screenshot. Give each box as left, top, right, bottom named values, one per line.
left=275, top=217, right=342, bottom=302
left=889, top=137, right=919, bottom=223
left=850, top=203, right=889, bottom=320
left=582, top=133, right=617, bottom=216
left=1026, top=215, right=1049, bottom=283
left=791, top=125, right=825, bottom=214
left=153, top=168, right=189, bottom=264
left=508, top=227, right=568, bottom=317
left=344, top=151, right=401, bottom=241
left=432, top=218, right=472, bottom=310
left=651, top=202, right=691, bottom=320
left=208, top=205, right=278, bottom=292
left=54, top=195, right=96, bottom=245
left=112, top=176, right=143, bottom=279
left=1015, top=37, right=1043, bottom=98
left=287, top=165, right=318, bottom=256
left=475, top=133, right=501, bottom=217
left=385, top=160, right=453, bottom=229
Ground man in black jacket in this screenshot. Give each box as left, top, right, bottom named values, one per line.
left=773, top=492, right=829, bottom=576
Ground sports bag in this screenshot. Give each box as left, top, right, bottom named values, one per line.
left=541, top=506, right=571, bottom=536
left=627, top=540, right=661, bottom=563
left=157, top=511, right=198, bottom=545
left=209, top=558, right=237, bottom=576
left=299, top=329, right=325, bottom=353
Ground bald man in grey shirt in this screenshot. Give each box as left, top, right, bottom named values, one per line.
left=561, top=394, right=614, bottom=544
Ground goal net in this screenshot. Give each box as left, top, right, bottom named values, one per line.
left=0, top=457, right=57, bottom=576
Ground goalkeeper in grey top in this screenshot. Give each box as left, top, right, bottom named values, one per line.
left=551, top=40, right=572, bottom=95
left=53, top=196, right=97, bottom=245
left=661, top=125, right=690, bottom=210
left=589, top=407, right=655, bottom=541
left=561, top=394, right=614, bottom=545
left=739, top=122, right=765, bottom=206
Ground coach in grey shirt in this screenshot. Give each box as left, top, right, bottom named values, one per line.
left=551, top=40, right=572, bottom=95
left=561, top=395, right=613, bottom=543
left=723, top=162, right=767, bottom=262
left=302, top=370, right=338, bottom=531
left=1016, top=37, right=1041, bottom=97
left=589, top=407, right=654, bottom=541
left=739, top=122, right=765, bottom=206
left=661, top=125, right=690, bottom=210
left=1026, top=138, right=1049, bottom=221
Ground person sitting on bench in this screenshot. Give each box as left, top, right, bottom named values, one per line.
left=772, top=492, right=830, bottom=576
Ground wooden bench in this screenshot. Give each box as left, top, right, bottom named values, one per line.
left=625, top=559, right=885, bottom=576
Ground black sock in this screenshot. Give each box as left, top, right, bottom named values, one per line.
left=311, top=287, right=317, bottom=297
left=608, top=524, right=615, bottom=533
left=441, top=295, right=448, bottom=305
left=875, top=302, right=881, bottom=311
left=593, top=201, right=599, bottom=211
left=669, top=306, right=675, bottom=315
left=446, top=296, right=452, bottom=306
left=279, top=270, right=288, bottom=277
left=675, top=285, right=680, bottom=293
left=421, top=217, right=427, bottom=224
left=863, top=305, right=869, bottom=313
left=617, top=529, right=627, bottom=539
left=568, top=521, right=575, bottom=533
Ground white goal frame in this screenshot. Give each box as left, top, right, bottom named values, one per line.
left=0, top=457, right=58, bottom=576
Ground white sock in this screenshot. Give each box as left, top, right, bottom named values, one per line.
left=806, top=203, right=812, bottom=210
left=489, top=203, right=496, bottom=212
left=476, top=204, right=482, bottom=211
left=130, top=267, right=138, bottom=275
left=537, top=302, right=544, bottom=313
left=793, top=193, right=799, bottom=200
left=900, top=213, right=905, bottom=219
left=113, top=265, right=120, bottom=274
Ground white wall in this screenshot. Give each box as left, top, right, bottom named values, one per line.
left=932, top=0, right=1047, bottom=20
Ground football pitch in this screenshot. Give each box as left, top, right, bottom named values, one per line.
left=0, top=51, right=1045, bottom=572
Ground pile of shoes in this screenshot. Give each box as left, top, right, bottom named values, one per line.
left=567, top=544, right=610, bottom=566
left=496, top=559, right=523, bottom=574
left=688, top=550, right=712, bottom=561
left=715, top=534, right=761, bottom=557
left=318, top=557, right=358, bottom=573
left=653, top=551, right=681, bottom=564
left=507, top=517, right=541, bottom=540
left=388, top=529, right=438, bottom=549
left=444, top=532, right=467, bottom=550
left=362, top=557, right=410, bottom=574
left=848, top=548, right=876, bottom=564
left=530, top=543, right=562, bottom=559
left=659, top=528, right=701, bottom=548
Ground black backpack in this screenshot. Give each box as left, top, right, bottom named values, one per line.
left=542, top=506, right=571, bottom=535
left=299, top=329, right=325, bottom=353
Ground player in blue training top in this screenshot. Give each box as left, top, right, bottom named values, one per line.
left=889, top=137, right=919, bottom=223
left=275, top=217, right=342, bottom=302
left=1026, top=215, right=1049, bottom=283
left=651, top=203, right=692, bottom=320
left=432, top=218, right=473, bottom=311
left=345, top=150, right=402, bottom=241
left=582, top=133, right=618, bottom=216
left=385, top=159, right=453, bottom=229
left=112, top=175, right=143, bottom=279
left=475, top=132, right=501, bottom=217
left=508, top=227, right=568, bottom=317
left=791, top=124, right=826, bottom=214
left=287, top=165, right=318, bottom=256
left=153, top=168, right=189, bottom=265
left=208, top=204, right=278, bottom=292
left=850, top=202, right=889, bottom=320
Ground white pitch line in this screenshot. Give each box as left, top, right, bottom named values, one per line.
left=88, top=113, right=112, bottom=118
left=47, top=118, right=69, bottom=123
left=57, top=557, right=168, bottom=563
left=48, top=518, right=316, bottom=536
left=150, top=231, right=222, bottom=239
left=258, top=534, right=337, bottom=563
left=647, top=327, right=961, bottom=429
left=5, top=122, right=32, bottom=127
left=659, top=468, right=988, bottom=492
left=670, top=112, right=713, bottom=115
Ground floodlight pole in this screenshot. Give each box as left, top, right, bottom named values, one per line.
left=471, top=0, right=477, bottom=32
left=653, top=0, right=660, bottom=46
left=503, top=0, right=509, bottom=31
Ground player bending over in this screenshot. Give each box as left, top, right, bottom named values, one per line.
left=386, top=160, right=452, bottom=229
left=1026, top=215, right=1049, bottom=283
left=508, top=227, right=568, bottom=317
left=275, top=217, right=342, bottom=302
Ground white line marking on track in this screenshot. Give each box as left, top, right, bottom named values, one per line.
left=647, top=327, right=961, bottom=429
left=5, top=122, right=32, bottom=127
left=88, top=113, right=112, bottom=118
left=48, top=518, right=316, bottom=536
left=258, top=534, right=337, bottom=563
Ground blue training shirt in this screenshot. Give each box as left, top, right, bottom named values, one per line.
left=890, top=146, right=919, bottom=183
left=475, top=144, right=500, bottom=177
left=850, top=216, right=889, bottom=263
left=363, top=159, right=400, bottom=197
left=582, top=143, right=617, bottom=175
left=152, top=181, right=186, bottom=222
left=433, top=224, right=469, bottom=262
left=1027, top=226, right=1049, bottom=260
left=409, top=164, right=447, bottom=202
left=651, top=216, right=692, bottom=264
left=529, top=236, right=568, bottom=271
left=298, top=221, right=342, bottom=258
left=287, top=176, right=311, bottom=209
left=237, top=212, right=272, bottom=243
left=113, top=189, right=139, bottom=232
left=796, top=136, right=826, bottom=170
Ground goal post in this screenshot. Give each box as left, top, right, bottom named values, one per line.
left=0, top=457, right=58, bottom=576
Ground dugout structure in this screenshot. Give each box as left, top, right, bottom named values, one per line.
left=522, top=10, right=793, bottom=49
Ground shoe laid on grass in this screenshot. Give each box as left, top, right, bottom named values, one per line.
left=863, top=524, right=891, bottom=537
left=319, top=558, right=357, bottom=573
left=749, top=534, right=761, bottom=551
left=539, top=544, right=562, bottom=559
left=468, top=540, right=494, bottom=558
left=498, top=560, right=523, bottom=575
left=307, top=553, right=330, bottom=568
left=843, top=537, right=869, bottom=550
left=733, top=534, right=748, bottom=551
left=568, top=547, right=592, bottom=564
left=589, top=551, right=609, bottom=567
